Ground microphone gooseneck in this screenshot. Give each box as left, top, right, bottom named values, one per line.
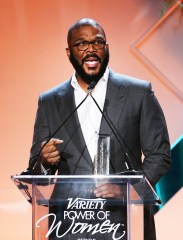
left=90, top=92, right=140, bottom=175
left=21, top=90, right=90, bottom=175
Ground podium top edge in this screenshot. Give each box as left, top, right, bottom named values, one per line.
left=11, top=174, right=145, bottom=179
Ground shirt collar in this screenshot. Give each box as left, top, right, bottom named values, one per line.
left=71, top=67, right=109, bottom=90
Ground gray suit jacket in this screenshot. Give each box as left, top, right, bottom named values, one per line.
left=30, top=69, right=170, bottom=185
left=29, top=69, right=171, bottom=240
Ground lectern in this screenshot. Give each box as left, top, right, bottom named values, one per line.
left=11, top=175, right=160, bottom=240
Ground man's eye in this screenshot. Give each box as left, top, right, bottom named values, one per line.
left=78, top=41, right=87, bottom=46
left=93, top=40, right=104, bottom=45
left=93, top=41, right=100, bottom=44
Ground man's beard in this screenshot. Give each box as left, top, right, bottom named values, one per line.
left=69, top=49, right=109, bottom=84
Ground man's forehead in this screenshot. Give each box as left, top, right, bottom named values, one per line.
left=69, top=25, right=105, bottom=42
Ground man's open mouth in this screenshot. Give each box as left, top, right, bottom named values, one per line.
left=83, top=56, right=100, bottom=68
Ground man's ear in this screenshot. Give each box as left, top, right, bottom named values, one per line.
left=66, top=48, right=70, bottom=58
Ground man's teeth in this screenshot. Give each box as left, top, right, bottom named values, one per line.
left=85, top=60, right=98, bottom=67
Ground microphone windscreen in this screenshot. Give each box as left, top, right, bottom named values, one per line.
left=88, top=81, right=97, bottom=91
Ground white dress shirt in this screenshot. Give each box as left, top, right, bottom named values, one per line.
left=71, top=68, right=109, bottom=162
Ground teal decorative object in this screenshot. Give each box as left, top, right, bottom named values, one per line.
left=154, top=135, right=183, bottom=214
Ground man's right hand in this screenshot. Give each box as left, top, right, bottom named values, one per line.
left=40, top=138, right=63, bottom=165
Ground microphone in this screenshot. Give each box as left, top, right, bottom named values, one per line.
left=21, top=89, right=90, bottom=175
left=89, top=81, right=141, bottom=175
left=88, top=81, right=97, bottom=93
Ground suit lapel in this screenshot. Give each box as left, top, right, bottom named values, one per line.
left=99, top=69, right=129, bottom=135
left=56, top=81, right=93, bottom=167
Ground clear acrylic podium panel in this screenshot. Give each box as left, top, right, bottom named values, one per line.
left=12, top=175, right=160, bottom=240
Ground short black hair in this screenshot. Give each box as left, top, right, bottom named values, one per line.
left=67, top=18, right=106, bottom=44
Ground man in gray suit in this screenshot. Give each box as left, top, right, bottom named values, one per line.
left=29, top=18, right=171, bottom=240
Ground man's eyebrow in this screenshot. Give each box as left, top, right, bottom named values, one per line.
left=78, top=36, right=105, bottom=42
left=70, top=35, right=105, bottom=44
left=69, top=38, right=85, bottom=44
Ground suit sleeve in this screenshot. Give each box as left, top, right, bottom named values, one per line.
left=29, top=95, right=57, bottom=175
left=140, top=83, right=171, bottom=186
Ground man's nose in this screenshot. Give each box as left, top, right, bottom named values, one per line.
left=87, top=43, right=96, bottom=52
